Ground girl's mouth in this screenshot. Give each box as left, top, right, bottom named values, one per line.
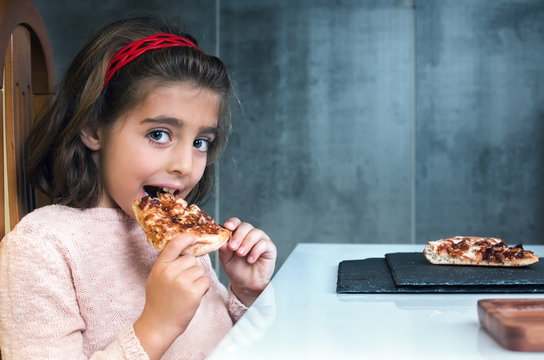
left=143, top=185, right=180, bottom=198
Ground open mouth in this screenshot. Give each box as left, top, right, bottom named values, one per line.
left=143, top=185, right=180, bottom=198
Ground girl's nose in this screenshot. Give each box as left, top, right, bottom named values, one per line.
left=167, top=146, right=193, bottom=175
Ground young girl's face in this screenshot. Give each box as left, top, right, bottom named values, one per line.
left=93, top=82, right=220, bottom=218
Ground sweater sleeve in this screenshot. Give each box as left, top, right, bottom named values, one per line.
left=227, top=285, right=248, bottom=323
left=0, top=232, right=148, bottom=360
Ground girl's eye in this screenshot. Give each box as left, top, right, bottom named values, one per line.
left=148, top=130, right=170, bottom=144
left=194, top=138, right=210, bottom=152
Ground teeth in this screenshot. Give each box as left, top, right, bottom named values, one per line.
left=143, top=186, right=178, bottom=198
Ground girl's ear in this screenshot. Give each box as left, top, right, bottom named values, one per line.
left=80, top=125, right=102, bottom=151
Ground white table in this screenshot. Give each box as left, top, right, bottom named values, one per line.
left=208, top=243, right=544, bottom=360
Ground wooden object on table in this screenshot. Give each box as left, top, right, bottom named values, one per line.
left=0, top=0, right=56, bottom=239
left=478, top=298, right=544, bottom=352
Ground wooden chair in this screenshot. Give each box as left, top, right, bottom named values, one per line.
left=0, top=0, right=55, bottom=238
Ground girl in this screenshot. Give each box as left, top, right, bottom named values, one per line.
left=0, top=17, right=276, bottom=360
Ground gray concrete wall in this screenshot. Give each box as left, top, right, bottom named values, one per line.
left=218, top=0, right=415, bottom=270
left=416, top=0, right=544, bottom=245
left=33, top=0, right=544, bottom=276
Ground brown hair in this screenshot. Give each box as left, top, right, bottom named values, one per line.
left=26, top=17, right=232, bottom=208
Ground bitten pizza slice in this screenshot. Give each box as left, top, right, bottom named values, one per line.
left=423, top=236, right=539, bottom=267
left=132, top=191, right=231, bottom=256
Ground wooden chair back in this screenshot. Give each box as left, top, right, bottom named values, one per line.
left=0, top=0, right=55, bottom=238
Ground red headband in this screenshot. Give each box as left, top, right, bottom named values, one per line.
left=103, top=33, right=202, bottom=89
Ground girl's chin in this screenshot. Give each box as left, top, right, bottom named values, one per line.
left=119, top=203, right=137, bottom=219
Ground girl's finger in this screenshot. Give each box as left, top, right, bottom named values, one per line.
left=223, top=217, right=242, bottom=231
left=236, top=228, right=266, bottom=257
left=247, top=237, right=275, bottom=264
left=159, top=234, right=197, bottom=262
left=228, top=222, right=255, bottom=251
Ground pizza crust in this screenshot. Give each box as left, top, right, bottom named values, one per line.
left=423, top=236, right=539, bottom=267
left=132, top=193, right=231, bottom=256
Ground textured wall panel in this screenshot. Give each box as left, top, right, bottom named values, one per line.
left=416, top=0, right=544, bottom=244
left=219, top=1, right=415, bottom=267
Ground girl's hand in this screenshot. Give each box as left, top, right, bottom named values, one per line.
left=134, top=234, right=210, bottom=360
left=219, top=218, right=277, bottom=307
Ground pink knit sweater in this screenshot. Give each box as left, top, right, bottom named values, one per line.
left=0, top=205, right=247, bottom=359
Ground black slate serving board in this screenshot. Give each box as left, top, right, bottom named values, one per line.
left=336, top=258, right=400, bottom=294
left=336, top=253, right=544, bottom=294
left=385, top=252, right=544, bottom=286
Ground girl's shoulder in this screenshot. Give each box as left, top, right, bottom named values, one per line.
left=2, top=205, right=137, bottom=249
left=13, top=204, right=133, bottom=232
left=1, top=203, right=156, bottom=271
left=1, top=205, right=146, bottom=268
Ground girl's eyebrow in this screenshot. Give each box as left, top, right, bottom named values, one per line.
left=141, top=117, right=182, bottom=127
left=141, top=117, right=218, bottom=134
left=199, top=126, right=218, bottom=136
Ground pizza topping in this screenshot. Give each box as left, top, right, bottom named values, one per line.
left=132, top=190, right=232, bottom=255
left=424, top=236, right=539, bottom=267
left=168, top=205, right=225, bottom=235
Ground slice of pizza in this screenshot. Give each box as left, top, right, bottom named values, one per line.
left=423, top=236, right=539, bottom=267
left=132, top=191, right=231, bottom=256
